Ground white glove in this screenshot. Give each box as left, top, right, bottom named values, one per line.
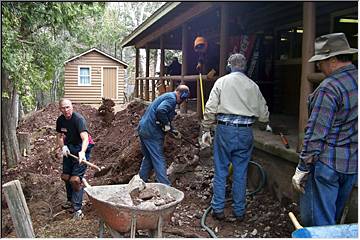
left=201, top=131, right=212, bottom=147
left=163, top=125, right=171, bottom=132
left=62, top=145, right=70, bottom=157
left=78, top=151, right=86, bottom=163
left=266, top=124, right=272, bottom=132
left=292, top=168, right=309, bottom=193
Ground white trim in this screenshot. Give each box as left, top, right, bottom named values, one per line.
left=65, top=48, right=128, bottom=67
left=101, top=66, right=104, bottom=98
left=101, top=66, right=118, bottom=99
left=116, top=66, right=119, bottom=100
left=78, top=66, right=92, bottom=86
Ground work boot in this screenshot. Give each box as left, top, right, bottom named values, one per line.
left=211, top=211, right=225, bottom=220
left=61, top=201, right=72, bottom=210
left=227, top=213, right=245, bottom=223
left=73, top=209, right=84, bottom=220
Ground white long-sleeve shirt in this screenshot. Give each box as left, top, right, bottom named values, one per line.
left=202, top=72, right=269, bottom=130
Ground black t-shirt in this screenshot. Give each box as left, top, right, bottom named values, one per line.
left=56, top=112, right=88, bottom=145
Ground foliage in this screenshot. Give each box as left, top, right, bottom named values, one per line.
left=2, top=2, right=105, bottom=111
left=2, top=2, right=165, bottom=110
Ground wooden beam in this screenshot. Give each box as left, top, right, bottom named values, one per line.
left=136, top=2, right=214, bottom=48
left=298, top=2, right=315, bottom=151
left=219, top=4, right=229, bottom=77
left=180, top=23, right=189, bottom=113
left=308, top=72, right=325, bottom=84
left=135, top=48, right=140, bottom=98
left=3, top=180, right=35, bottom=238
left=145, top=47, right=150, bottom=101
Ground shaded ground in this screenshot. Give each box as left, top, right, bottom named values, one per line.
left=1, top=101, right=298, bottom=238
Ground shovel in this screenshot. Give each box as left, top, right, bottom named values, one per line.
left=169, top=131, right=200, bottom=148
left=67, top=153, right=110, bottom=178
left=68, top=153, right=102, bottom=172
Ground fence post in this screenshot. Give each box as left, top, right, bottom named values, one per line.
left=3, top=180, right=35, bottom=238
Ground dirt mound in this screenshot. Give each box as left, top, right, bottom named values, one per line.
left=2, top=101, right=296, bottom=238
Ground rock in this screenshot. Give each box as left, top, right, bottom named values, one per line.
left=264, top=226, right=271, bottom=231
left=139, top=186, right=160, bottom=200
left=251, top=229, right=258, bottom=236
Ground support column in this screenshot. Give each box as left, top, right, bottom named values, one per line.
left=180, top=23, right=189, bottom=113
left=159, top=37, right=166, bottom=95
left=135, top=48, right=139, bottom=98
left=297, top=2, right=315, bottom=151
left=219, top=4, right=229, bottom=77
left=151, top=51, right=156, bottom=101
left=145, top=47, right=150, bottom=101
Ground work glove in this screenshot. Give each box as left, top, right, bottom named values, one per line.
left=266, top=124, right=273, bottom=132
left=62, top=145, right=70, bottom=157
left=156, top=121, right=171, bottom=132
left=171, top=129, right=182, bottom=139
left=162, top=124, right=171, bottom=132
left=201, top=131, right=212, bottom=147
left=78, top=151, right=86, bottom=164
left=292, top=168, right=309, bottom=194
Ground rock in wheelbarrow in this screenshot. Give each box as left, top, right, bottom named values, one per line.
left=139, top=186, right=160, bottom=200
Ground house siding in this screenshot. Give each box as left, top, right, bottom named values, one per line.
left=64, top=51, right=126, bottom=104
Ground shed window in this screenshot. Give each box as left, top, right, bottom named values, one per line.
left=79, top=67, right=91, bottom=85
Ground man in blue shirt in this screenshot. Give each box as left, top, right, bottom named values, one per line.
left=292, top=33, right=358, bottom=226
left=138, top=84, right=190, bottom=185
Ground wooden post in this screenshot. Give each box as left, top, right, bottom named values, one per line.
left=197, top=75, right=203, bottom=119
left=180, top=23, right=188, bottom=114
left=135, top=48, right=140, bottom=98
left=145, top=47, right=150, bottom=101
left=298, top=2, right=315, bottom=151
left=151, top=51, right=156, bottom=101
left=17, top=132, right=31, bottom=157
left=3, top=180, right=35, bottom=238
left=158, top=37, right=166, bottom=95
left=219, top=4, right=229, bottom=77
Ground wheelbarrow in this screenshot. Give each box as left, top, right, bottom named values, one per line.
left=84, top=182, right=184, bottom=238
left=288, top=212, right=358, bottom=238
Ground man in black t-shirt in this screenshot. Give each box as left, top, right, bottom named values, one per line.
left=56, top=98, right=94, bottom=219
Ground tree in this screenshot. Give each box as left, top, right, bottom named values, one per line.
left=1, top=2, right=105, bottom=167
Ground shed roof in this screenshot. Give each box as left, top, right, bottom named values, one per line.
left=64, top=47, right=128, bottom=68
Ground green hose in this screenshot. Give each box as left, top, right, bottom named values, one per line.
left=200, top=160, right=266, bottom=238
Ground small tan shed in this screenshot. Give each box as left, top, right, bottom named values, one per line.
left=64, top=48, right=128, bottom=104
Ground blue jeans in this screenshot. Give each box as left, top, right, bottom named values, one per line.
left=211, top=124, right=253, bottom=216
left=138, top=127, right=170, bottom=185
left=300, top=160, right=357, bottom=226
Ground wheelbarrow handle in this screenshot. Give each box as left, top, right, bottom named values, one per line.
left=288, top=212, right=303, bottom=230
left=68, top=153, right=101, bottom=172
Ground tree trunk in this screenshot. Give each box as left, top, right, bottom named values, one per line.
left=2, top=70, right=21, bottom=168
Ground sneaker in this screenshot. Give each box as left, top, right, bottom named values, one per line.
left=73, top=210, right=84, bottom=220
left=211, top=211, right=225, bottom=220
left=61, top=201, right=72, bottom=210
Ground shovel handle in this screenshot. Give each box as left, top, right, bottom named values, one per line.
left=68, top=153, right=101, bottom=171
left=288, top=212, right=303, bottom=230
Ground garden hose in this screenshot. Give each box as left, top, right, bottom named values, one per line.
left=200, top=160, right=266, bottom=238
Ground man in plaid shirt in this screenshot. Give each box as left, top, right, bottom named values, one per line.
left=292, top=33, right=358, bottom=226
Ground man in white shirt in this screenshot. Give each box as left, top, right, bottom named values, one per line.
left=201, top=53, right=269, bottom=221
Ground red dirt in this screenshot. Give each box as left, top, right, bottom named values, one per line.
left=1, top=101, right=297, bottom=238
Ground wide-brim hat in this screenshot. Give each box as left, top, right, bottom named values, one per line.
left=308, top=32, right=357, bottom=62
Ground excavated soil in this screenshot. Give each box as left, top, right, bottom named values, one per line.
left=1, top=100, right=298, bottom=238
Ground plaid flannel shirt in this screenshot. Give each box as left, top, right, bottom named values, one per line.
left=298, top=64, right=358, bottom=174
